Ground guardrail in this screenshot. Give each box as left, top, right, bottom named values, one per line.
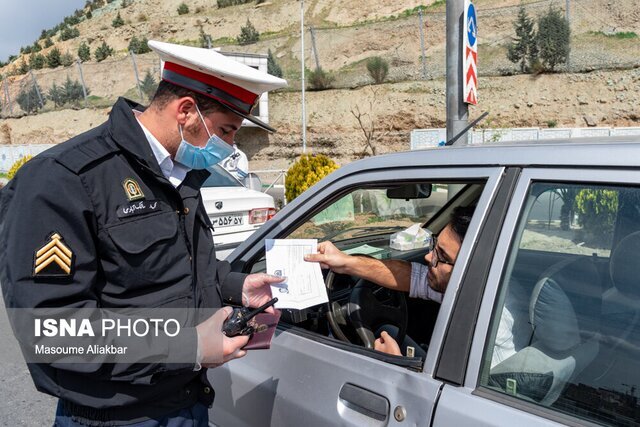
left=410, top=127, right=640, bottom=150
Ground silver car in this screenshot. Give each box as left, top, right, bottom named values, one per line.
left=210, top=138, right=640, bottom=426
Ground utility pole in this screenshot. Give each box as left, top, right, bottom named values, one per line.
left=446, top=0, right=468, bottom=144
left=309, top=26, right=321, bottom=70
left=300, top=0, right=307, bottom=153
left=418, top=9, right=427, bottom=79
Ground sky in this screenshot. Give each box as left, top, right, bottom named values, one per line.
left=0, top=0, right=87, bottom=61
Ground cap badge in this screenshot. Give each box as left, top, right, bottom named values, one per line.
left=123, top=178, right=145, bottom=201
left=34, top=233, right=74, bottom=277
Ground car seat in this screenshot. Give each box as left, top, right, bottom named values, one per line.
left=488, top=257, right=602, bottom=406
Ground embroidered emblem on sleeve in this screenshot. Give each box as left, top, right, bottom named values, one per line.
left=34, top=233, right=74, bottom=278
left=123, top=178, right=145, bottom=201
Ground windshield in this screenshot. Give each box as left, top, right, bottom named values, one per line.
left=202, top=164, right=243, bottom=188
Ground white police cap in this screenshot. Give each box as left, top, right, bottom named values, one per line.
left=148, top=40, right=287, bottom=132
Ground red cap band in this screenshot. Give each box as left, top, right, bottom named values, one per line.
left=163, top=61, right=258, bottom=106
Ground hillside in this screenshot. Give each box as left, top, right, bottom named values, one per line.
left=1, top=0, right=639, bottom=172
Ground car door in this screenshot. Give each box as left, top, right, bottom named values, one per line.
left=208, top=163, right=505, bottom=427
left=433, top=167, right=640, bottom=426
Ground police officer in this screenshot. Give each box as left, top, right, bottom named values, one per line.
left=0, top=41, right=287, bottom=426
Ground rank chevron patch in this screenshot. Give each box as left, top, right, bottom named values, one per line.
left=33, top=233, right=74, bottom=278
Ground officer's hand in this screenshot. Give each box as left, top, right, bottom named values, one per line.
left=242, top=273, right=284, bottom=314
left=374, top=331, right=402, bottom=356
left=196, top=307, right=250, bottom=368
left=304, top=241, right=353, bottom=274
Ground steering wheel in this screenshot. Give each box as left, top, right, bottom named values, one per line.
left=326, top=264, right=408, bottom=349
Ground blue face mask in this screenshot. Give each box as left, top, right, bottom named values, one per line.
left=174, top=105, right=235, bottom=170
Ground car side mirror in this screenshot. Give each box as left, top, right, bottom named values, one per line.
left=386, top=184, right=432, bottom=200
left=242, top=173, right=263, bottom=192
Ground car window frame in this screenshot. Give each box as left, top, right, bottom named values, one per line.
left=227, top=165, right=506, bottom=376
left=466, top=167, right=640, bottom=425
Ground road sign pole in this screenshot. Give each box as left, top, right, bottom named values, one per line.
left=446, top=0, right=468, bottom=144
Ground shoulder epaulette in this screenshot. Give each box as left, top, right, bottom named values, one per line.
left=50, top=124, right=120, bottom=174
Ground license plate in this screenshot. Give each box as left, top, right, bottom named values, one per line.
left=211, top=214, right=243, bottom=228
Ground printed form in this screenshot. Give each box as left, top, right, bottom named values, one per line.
left=265, top=239, right=328, bottom=310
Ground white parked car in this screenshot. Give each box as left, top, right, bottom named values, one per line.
left=200, top=165, right=276, bottom=259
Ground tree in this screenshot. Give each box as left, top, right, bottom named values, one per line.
left=48, top=83, right=65, bottom=107
left=267, top=49, right=283, bottom=78
left=94, top=41, right=114, bottom=62
left=128, top=36, right=151, bottom=54
left=237, top=19, right=259, bottom=45
left=59, top=25, right=80, bottom=41
left=17, top=83, right=43, bottom=113
left=46, top=48, right=62, bottom=68
left=62, top=76, right=88, bottom=106
left=537, top=7, right=570, bottom=71
left=32, top=41, right=42, bottom=53
left=60, top=52, right=74, bottom=67
left=507, top=5, right=538, bottom=73
left=350, top=87, right=388, bottom=158
left=112, top=12, right=125, bottom=28
left=29, top=53, right=46, bottom=70
left=366, top=56, right=389, bottom=84
left=140, top=71, right=158, bottom=100
left=78, top=42, right=91, bottom=62
left=177, top=3, right=189, bottom=15
left=44, top=37, right=54, bottom=48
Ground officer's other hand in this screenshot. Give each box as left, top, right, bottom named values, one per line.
left=304, top=241, right=352, bottom=274
left=197, top=307, right=249, bottom=368
left=374, top=331, right=402, bottom=356
left=242, top=273, right=284, bottom=314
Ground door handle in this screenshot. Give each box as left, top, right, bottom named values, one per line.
left=339, top=383, right=389, bottom=422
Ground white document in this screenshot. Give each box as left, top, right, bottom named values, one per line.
left=265, top=239, right=328, bottom=310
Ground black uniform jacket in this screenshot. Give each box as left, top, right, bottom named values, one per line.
left=0, top=98, right=246, bottom=422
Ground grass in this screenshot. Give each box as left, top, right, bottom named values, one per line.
left=588, top=31, right=637, bottom=39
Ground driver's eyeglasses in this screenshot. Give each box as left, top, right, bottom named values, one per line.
left=430, top=235, right=455, bottom=268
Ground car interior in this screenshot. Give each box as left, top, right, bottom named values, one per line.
left=249, top=180, right=486, bottom=370
left=483, top=182, right=640, bottom=425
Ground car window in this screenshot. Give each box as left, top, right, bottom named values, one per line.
left=202, top=164, right=242, bottom=188
left=288, top=184, right=465, bottom=243
left=480, top=181, right=640, bottom=425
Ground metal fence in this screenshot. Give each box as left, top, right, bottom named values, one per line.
left=1, top=0, right=638, bottom=118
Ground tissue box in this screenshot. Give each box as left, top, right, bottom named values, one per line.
left=390, top=224, right=432, bottom=251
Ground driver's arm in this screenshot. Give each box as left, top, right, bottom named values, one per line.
left=304, top=241, right=411, bottom=292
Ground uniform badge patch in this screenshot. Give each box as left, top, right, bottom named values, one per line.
left=123, top=178, right=145, bottom=201
left=34, top=233, right=74, bottom=278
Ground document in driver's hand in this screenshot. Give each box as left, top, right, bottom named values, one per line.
left=265, top=239, right=328, bottom=310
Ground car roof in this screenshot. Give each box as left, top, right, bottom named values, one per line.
left=336, top=136, right=640, bottom=177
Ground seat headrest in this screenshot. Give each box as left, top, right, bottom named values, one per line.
left=610, top=231, right=640, bottom=299
left=530, top=277, right=581, bottom=352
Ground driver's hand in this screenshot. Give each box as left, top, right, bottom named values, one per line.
left=374, top=331, right=402, bottom=356
left=304, top=241, right=353, bottom=274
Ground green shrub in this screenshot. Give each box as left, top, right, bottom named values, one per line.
left=237, top=19, right=259, bottom=45
left=267, top=49, right=283, bottom=78
left=60, top=52, right=74, bottom=67
left=575, top=189, right=618, bottom=245
left=46, top=48, right=62, bottom=68
left=29, top=53, right=46, bottom=70
left=59, top=25, right=80, bottom=41
left=44, top=37, right=54, bottom=48
left=217, top=0, right=252, bottom=8
left=94, top=41, right=114, bottom=62
left=128, top=36, right=151, bottom=54
left=177, top=3, right=189, bottom=15
left=112, top=12, right=125, bottom=28
left=366, top=56, right=389, bottom=84
left=285, top=154, right=339, bottom=201
left=507, top=5, right=538, bottom=73
left=48, top=77, right=89, bottom=107
left=308, top=67, right=334, bottom=90
left=17, top=84, right=43, bottom=113
left=78, top=42, right=91, bottom=62
left=7, top=156, right=33, bottom=181
left=48, top=83, right=65, bottom=107
left=545, top=119, right=557, bottom=128
left=140, top=70, right=157, bottom=100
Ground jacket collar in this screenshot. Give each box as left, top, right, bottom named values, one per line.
left=108, top=97, right=163, bottom=175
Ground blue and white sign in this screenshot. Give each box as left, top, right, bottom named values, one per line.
left=463, top=0, right=478, bottom=105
